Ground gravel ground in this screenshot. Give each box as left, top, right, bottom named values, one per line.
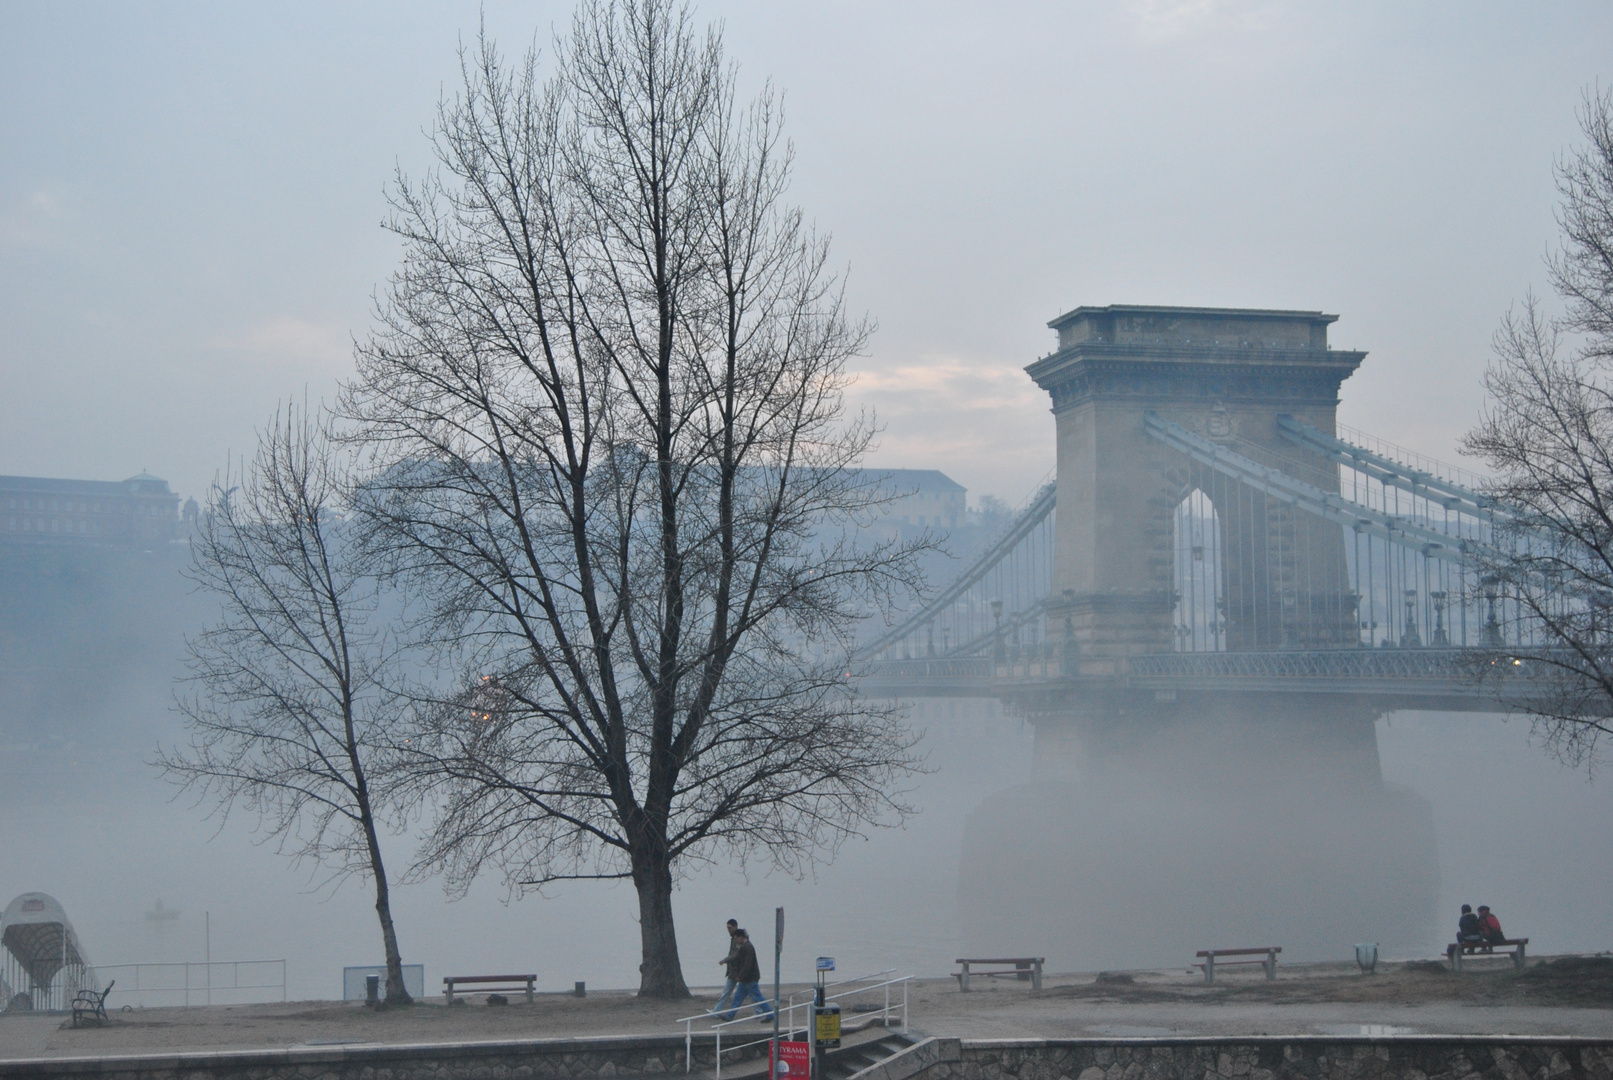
left=3, top=958, right=1610, bottom=1062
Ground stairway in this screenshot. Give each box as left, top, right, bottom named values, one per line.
left=820, top=1030, right=918, bottom=1080
left=713, top=1025, right=916, bottom=1080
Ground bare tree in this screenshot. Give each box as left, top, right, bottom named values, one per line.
left=345, top=0, right=924, bottom=998
left=159, top=404, right=413, bottom=1004
left=1463, top=87, right=1613, bottom=768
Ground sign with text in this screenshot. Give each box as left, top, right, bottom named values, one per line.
left=815, top=956, right=834, bottom=971
left=771, top=1040, right=810, bottom=1079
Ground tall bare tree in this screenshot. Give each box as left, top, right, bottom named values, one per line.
left=159, top=404, right=413, bottom=1004
left=346, top=1, right=924, bottom=997
left=1464, top=87, right=1613, bottom=768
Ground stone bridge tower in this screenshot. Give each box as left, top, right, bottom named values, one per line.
left=959, top=306, right=1438, bottom=970
left=1025, top=305, right=1367, bottom=669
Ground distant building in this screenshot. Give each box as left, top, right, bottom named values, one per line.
left=863, top=468, right=967, bottom=529
left=0, top=472, right=182, bottom=547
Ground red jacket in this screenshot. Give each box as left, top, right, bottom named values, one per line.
left=1478, top=912, right=1503, bottom=938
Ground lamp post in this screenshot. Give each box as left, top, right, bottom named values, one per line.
left=1482, top=576, right=1504, bottom=647
left=1430, top=591, right=1449, bottom=647
left=1400, top=589, right=1421, bottom=649
left=1061, top=589, right=1078, bottom=676
left=991, top=600, right=1005, bottom=667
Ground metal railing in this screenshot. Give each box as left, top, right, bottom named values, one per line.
left=93, top=960, right=287, bottom=1007
left=677, top=970, right=911, bottom=1077
left=1126, top=647, right=1560, bottom=682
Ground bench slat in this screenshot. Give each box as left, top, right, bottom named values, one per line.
left=954, top=957, right=1044, bottom=964
left=1195, top=948, right=1280, bottom=958
left=445, top=975, right=537, bottom=983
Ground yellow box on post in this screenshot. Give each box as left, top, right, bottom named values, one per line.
left=814, top=1002, right=840, bottom=1048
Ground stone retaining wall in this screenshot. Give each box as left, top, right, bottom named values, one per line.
left=0, top=1031, right=754, bottom=1080
left=6, top=1034, right=1613, bottom=1080
left=857, top=1038, right=1613, bottom=1080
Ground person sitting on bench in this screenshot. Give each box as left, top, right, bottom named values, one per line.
left=1457, top=904, right=1484, bottom=944
left=1477, top=905, right=1505, bottom=945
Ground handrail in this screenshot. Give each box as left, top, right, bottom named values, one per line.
left=680, top=973, right=912, bottom=1076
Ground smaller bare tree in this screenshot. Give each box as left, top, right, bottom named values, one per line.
left=1464, top=87, right=1613, bottom=768
left=159, top=404, right=414, bottom=1004
left=1463, top=297, right=1613, bottom=765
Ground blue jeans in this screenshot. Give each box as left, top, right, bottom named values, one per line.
left=711, top=977, right=736, bottom=1013
left=724, top=981, right=773, bottom=1020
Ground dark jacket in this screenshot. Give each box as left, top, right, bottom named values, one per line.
left=720, top=933, right=741, bottom=970
left=1458, top=911, right=1482, bottom=940
left=732, top=940, right=762, bottom=983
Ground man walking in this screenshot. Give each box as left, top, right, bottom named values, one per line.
left=722, top=929, right=775, bottom=1022
left=710, top=919, right=741, bottom=1015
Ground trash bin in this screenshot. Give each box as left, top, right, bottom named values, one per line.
left=365, top=975, right=380, bottom=1004
left=1354, top=943, right=1378, bottom=974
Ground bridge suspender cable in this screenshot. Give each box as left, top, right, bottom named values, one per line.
left=856, top=482, right=1056, bottom=660
left=1274, top=415, right=1501, bottom=519
left=1142, top=413, right=1500, bottom=565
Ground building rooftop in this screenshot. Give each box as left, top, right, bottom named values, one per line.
left=858, top=468, right=966, bottom=493
left=0, top=474, right=173, bottom=495
left=1047, top=304, right=1338, bottom=332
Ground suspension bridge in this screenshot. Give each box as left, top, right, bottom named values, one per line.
left=856, top=305, right=1543, bottom=720
left=858, top=305, right=1559, bottom=964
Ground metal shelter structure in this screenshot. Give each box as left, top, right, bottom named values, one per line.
left=1, top=892, right=99, bottom=1012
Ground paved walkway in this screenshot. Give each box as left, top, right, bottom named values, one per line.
left=3, top=963, right=1609, bottom=1062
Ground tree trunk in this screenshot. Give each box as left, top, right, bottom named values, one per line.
left=361, top=807, right=413, bottom=1006
left=375, top=871, right=412, bottom=1006
left=633, top=847, right=690, bottom=998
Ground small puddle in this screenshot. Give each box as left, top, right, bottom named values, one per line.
left=1314, top=1024, right=1418, bottom=1037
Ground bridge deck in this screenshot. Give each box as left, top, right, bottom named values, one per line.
left=856, top=649, right=1559, bottom=713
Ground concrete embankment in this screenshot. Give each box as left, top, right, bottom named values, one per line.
left=867, top=1038, right=1613, bottom=1080
left=3, top=1034, right=1611, bottom=1080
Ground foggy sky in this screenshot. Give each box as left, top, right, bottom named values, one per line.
left=7, top=1, right=1613, bottom=997
left=4, top=2, right=1612, bottom=507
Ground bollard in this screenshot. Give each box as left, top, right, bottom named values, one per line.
left=365, top=975, right=380, bottom=1006
left=574, top=981, right=587, bottom=998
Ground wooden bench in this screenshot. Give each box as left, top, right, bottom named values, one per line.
left=1447, top=938, right=1528, bottom=971
left=71, top=980, right=114, bottom=1027
left=1195, top=947, right=1279, bottom=984
left=443, top=974, right=536, bottom=1004
left=953, top=957, right=1044, bottom=991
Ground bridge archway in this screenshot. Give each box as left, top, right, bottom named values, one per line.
left=1171, top=487, right=1224, bottom=652
left=1025, top=305, right=1365, bottom=665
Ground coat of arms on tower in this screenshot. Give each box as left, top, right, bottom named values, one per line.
left=1206, top=403, right=1232, bottom=438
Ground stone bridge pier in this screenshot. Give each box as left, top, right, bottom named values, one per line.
left=956, top=307, right=1439, bottom=970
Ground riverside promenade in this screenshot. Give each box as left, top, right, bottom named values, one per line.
left=3, top=959, right=1612, bottom=1058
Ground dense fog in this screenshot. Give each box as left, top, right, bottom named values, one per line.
left=5, top=1, right=1613, bottom=1013
left=3, top=543, right=1610, bottom=1004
